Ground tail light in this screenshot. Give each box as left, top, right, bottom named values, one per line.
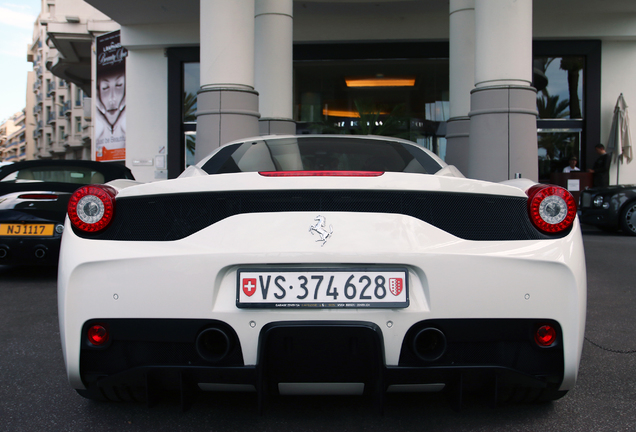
left=17, top=193, right=59, bottom=200
left=67, top=185, right=117, bottom=232
left=526, top=185, right=576, bottom=234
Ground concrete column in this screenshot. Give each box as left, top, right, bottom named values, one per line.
left=196, top=0, right=260, bottom=162
left=445, top=0, right=475, bottom=175
left=255, top=0, right=295, bottom=135
left=468, top=0, right=538, bottom=182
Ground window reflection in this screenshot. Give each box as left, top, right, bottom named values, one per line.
left=183, top=63, right=200, bottom=123
left=294, top=59, right=449, bottom=147
left=538, top=129, right=581, bottom=182
left=533, top=57, right=584, bottom=120
left=185, top=132, right=196, bottom=168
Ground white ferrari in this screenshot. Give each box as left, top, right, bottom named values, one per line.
left=58, top=135, right=586, bottom=408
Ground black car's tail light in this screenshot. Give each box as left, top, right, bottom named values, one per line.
left=17, top=193, right=59, bottom=200
left=526, top=185, right=577, bottom=234
left=68, top=185, right=117, bottom=232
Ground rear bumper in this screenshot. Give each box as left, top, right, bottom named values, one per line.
left=0, top=235, right=61, bottom=266
left=79, top=319, right=564, bottom=405
left=59, top=212, right=587, bottom=397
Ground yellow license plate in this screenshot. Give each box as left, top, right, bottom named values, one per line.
left=0, top=224, right=55, bottom=236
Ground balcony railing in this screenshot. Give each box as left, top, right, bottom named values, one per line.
left=63, top=100, right=72, bottom=116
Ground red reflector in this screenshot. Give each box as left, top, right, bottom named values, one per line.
left=87, top=324, right=109, bottom=346
left=17, top=194, right=59, bottom=200
left=259, top=170, right=384, bottom=177
left=535, top=325, right=557, bottom=347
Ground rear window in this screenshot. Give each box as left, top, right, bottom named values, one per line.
left=201, top=137, right=443, bottom=175
left=0, top=167, right=106, bottom=184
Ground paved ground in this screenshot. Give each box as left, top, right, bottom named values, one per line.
left=0, top=225, right=635, bottom=431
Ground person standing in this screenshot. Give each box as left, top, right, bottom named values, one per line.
left=588, top=144, right=611, bottom=187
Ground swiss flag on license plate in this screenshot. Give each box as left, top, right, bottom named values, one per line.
left=243, top=278, right=257, bottom=297
left=389, top=278, right=403, bottom=296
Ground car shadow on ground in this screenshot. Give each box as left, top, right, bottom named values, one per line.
left=0, top=264, right=58, bottom=280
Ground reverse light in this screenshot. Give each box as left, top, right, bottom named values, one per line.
left=259, top=171, right=384, bottom=177
left=526, top=185, right=577, bottom=234
left=87, top=324, right=109, bottom=346
left=67, top=185, right=117, bottom=232
left=535, top=324, right=557, bottom=347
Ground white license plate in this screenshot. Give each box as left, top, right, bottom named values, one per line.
left=237, top=268, right=409, bottom=309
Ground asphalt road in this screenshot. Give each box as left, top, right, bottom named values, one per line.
left=1, top=225, right=635, bottom=432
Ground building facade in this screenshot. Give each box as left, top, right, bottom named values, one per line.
left=0, top=111, right=27, bottom=163
left=74, top=0, right=636, bottom=185
left=25, top=0, right=119, bottom=161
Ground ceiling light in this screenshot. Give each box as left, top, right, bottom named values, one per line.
left=345, top=77, right=416, bottom=88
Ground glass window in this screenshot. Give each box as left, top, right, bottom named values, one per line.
left=185, top=132, right=196, bottom=168
left=538, top=129, right=581, bottom=182
left=533, top=56, right=584, bottom=120
left=201, top=137, right=443, bottom=175
left=183, top=63, right=200, bottom=123
left=294, top=59, right=449, bottom=144
left=1, top=167, right=105, bottom=184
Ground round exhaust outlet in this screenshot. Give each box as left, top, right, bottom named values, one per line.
left=196, top=327, right=231, bottom=363
left=412, top=327, right=447, bottom=361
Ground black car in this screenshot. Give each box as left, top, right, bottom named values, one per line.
left=0, top=160, right=134, bottom=265
left=579, top=185, right=636, bottom=235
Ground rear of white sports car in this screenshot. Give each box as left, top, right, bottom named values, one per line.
left=58, top=136, right=586, bottom=408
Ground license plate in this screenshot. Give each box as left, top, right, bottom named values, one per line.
left=0, top=223, right=55, bottom=236
left=237, top=268, right=409, bottom=309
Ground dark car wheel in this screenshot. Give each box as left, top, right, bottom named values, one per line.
left=620, top=202, right=636, bottom=236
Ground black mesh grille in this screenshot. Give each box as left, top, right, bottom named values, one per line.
left=76, top=190, right=558, bottom=241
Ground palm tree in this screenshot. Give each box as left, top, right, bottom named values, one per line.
left=183, top=92, right=197, bottom=122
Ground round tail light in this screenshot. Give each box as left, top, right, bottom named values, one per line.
left=535, top=324, right=557, bottom=347
left=87, top=324, right=110, bottom=346
left=526, top=185, right=577, bottom=234
left=68, top=185, right=117, bottom=232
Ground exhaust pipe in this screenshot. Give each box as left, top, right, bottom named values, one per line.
left=34, top=245, right=48, bottom=259
left=0, top=245, right=8, bottom=259
left=196, top=327, right=231, bottom=362
left=412, top=327, right=447, bottom=361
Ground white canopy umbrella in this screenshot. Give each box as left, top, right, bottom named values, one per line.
left=606, top=93, right=633, bottom=184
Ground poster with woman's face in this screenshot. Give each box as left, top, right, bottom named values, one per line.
left=95, top=30, right=127, bottom=161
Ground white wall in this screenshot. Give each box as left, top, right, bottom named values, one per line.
left=601, top=40, right=636, bottom=185
left=124, top=49, right=168, bottom=183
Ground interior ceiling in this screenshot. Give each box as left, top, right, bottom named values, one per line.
left=83, top=0, right=636, bottom=27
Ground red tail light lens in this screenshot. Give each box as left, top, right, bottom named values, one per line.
left=535, top=324, right=557, bottom=347
left=259, top=171, right=384, bottom=177
left=87, top=324, right=109, bottom=346
left=526, top=185, right=577, bottom=233
left=68, top=185, right=117, bottom=232
left=17, top=193, right=59, bottom=200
